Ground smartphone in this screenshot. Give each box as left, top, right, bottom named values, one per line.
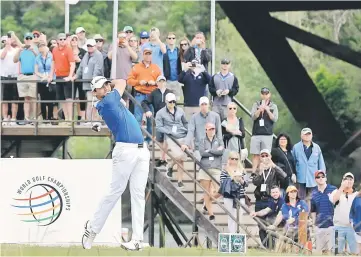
left=261, top=100, right=266, bottom=106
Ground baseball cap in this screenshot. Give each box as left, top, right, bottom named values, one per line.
left=343, top=172, right=354, bottom=180
left=166, top=93, right=176, bottom=102
left=199, top=96, right=209, bottom=106
left=85, top=39, right=96, bottom=47
left=24, top=32, right=33, bottom=39
left=93, top=34, right=104, bottom=40
left=261, top=87, right=270, bottom=94
left=57, top=33, right=67, bottom=40
left=91, top=76, right=111, bottom=91
left=139, top=31, right=149, bottom=38
left=75, top=27, right=86, bottom=34
left=156, top=75, right=166, bottom=82
left=260, top=149, right=271, bottom=155
left=1, top=36, right=7, bottom=41
left=123, top=26, right=134, bottom=32
left=221, top=58, right=230, bottom=64
left=301, top=127, right=312, bottom=135
left=32, top=30, right=41, bottom=36
left=286, top=185, right=298, bottom=193
left=143, top=47, right=152, bottom=54
left=315, top=170, right=326, bottom=178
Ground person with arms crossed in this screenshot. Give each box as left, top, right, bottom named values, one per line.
left=82, top=77, right=150, bottom=251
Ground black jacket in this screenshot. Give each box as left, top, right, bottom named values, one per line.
left=271, top=147, right=296, bottom=189
left=183, top=47, right=212, bottom=71
left=222, top=117, right=246, bottom=150
left=253, top=166, right=287, bottom=201
left=141, top=88, right=173, bottom=115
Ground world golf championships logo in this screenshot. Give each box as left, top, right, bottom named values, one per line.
left=12, top=176, right=71, bottom=226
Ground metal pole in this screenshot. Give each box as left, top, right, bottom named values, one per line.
left=111, top=0, right=119, bottom=79
left=65, top=2, right=69, bottom=33
left=193, top=162, right=198, bottom=246
left=148, top=118, right=155, bottom=246
left=210, top=0, right=216, bottom=75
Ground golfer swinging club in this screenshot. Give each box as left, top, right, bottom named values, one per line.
left=82, top=76, right=150, bottom=251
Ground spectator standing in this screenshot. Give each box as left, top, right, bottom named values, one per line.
left=141, top=76, right=172, bottom=166
left=128, top=47, right=161, bottom=143
left=94, top=34, right=111, bottom=80
left=139, top=31, right=150, bottom=47
left=141, top=27, right=166, bottom=72
left=123, top=25, right=134, bottom=40
left=271, top=133, right=296, bottom=195
left=163, top=32, right=182, bottom=100
left=34, top=42, right=55, bottom=123
left=350, top=191, right=361, bottom=251
left=251, top=186, right=284, bottom=249
left=178, top=60, right=211, bottom=120
left=75, top=27, right=87, bottom=50
left=51, top=33, right=75, bottom=125
left=219, top=151, right=248, bottom=232
left=329, top=172, right=358, bottom=255
left=209, top=58, right=239, bottom=121
left=74, top=39, right=104, bottom=122
left=13, top=32, right=38, bottom=124
left=221, top=102, right=247, bottom=165
left=292, top=128, right=326, bottom=200
left=310, top=170, right=337, bottom=255
left=1, top=35, right=19, bottom=126
left=129, top=36, right=140, bottom=63
left=70, top=35, right=86, bottom=122
left=181, top=97, right=223, bottom=160
left=184, top=32, right=212, bottom=72
left=179, top=37, right=190, bottom=64
left=155, top=93, right=188, bottom=188
left=250, top=87, right=278, bottom=177
left=199, top=122, right=224, bottom=221
left=48, top=39, right=58, bottom=52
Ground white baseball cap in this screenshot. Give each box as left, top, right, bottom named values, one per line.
left=343, top=172, right=354, bottom=180
left=91, top=76, right=110, bottom=91
left=166, top=93, right=176, bottom=102
left=260, top=149, right=271, bottom=155
left=199, top=96, right=209, bottom=106
left=301, top=127, right=312, bottom=135
left=1, top=36, right=7, bottom=41
left=156, top=75, right=166, bottom=82
left=75, top=27, right=86, bottom=34
left=85, top=39, right=96, bottom=47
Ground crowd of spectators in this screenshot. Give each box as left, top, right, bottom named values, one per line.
left=1, top=26, right=360, bottom=255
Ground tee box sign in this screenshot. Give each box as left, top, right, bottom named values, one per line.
left=218, top=233, right=246, bottom=254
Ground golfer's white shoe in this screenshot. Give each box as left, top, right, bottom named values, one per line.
left=82, top=220, right=96, bottom=250
left=121, top=240, right=143, bottom=251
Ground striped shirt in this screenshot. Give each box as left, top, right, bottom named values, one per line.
left=220, top=170, right=247, bottom=198
left=311, top=184, right=337, bottom=228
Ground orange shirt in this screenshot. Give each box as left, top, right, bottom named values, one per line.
left=52, top=46, right=75, bottom=77
left=127, top=62, right=161, bottom=94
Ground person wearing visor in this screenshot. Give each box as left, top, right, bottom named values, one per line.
left=329, top=172, right=358, bottom=255
left=81, top=77, right=150, bottom=251
left=292, top=127, right=326, bottom=200
left=250, top=87, right=278, bottom=178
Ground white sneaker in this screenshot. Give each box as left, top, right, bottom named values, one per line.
left=82, top=220, right=96, bottom=250
left=10, top=118, right=17, bottom=126
left=121, top=240, right=142, bottom=251
left=2, top=118, right=9, bottom=127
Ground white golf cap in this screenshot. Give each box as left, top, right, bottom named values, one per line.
left=343, top=172, right=354, bottom=180
left=85, top=39, right=96, bottom=47
left=93, top=34, right=104, bottom=40
left=165, top=93, right=176, bottom=102
left=260, top=149, right=271, bottom=155
left=91, top=76, right=110, bottom=91
left=1, top=36, right=7, bottom=41
left=199, top=96, right=209, bottom=106
left=156, top=75, right=166, bottom=82
left=301, top=127, right=312, bottom=135
left=75, top=27, right=86, bottom=34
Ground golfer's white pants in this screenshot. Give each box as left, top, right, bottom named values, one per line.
left=90, top=142, right=150, bottom=241
left=224, top=198, right=245, bottom=233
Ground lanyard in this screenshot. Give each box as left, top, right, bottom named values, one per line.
left=262, top=168, right=271, bottom=183
left=40, top=53, right=48, bottom=72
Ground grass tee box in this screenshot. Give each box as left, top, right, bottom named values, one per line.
left=218, top=233, right=247, bottom=254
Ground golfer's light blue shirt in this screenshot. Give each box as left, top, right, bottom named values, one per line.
left=96, top=89, right=144, bottom=144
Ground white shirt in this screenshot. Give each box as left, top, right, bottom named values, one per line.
left=329, top=189, right=357, bottom=227
left=0, top=47, right=19, bottom=77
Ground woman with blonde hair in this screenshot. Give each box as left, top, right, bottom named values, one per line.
left=219, top=151, right=248, bottom=233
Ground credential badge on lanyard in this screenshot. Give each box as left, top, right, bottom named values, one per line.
left=260, top=168, right=271, bottom=192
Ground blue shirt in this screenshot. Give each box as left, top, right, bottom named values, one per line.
left=267, top=197, right=285, bottom=219
left=141, top=43, right=164, bottom=73
left=35, top=53, right=53, bottom=78
left=167, top=46, right=178, bottom=81
left=350, top=196, right=361, bottom=234
left=19, top=49, right=37, bottom=74
left=96, top=89, right=144, bottom=143
left=281, top=200, right=309, bottom=227
left=311, top=184, right=337, bottom=228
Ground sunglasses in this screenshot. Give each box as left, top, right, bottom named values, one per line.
left=33, top=34, right=40, bottom=38
left=25, top=37, right=33, bottom=40
left=229, top=107, right=236, bottom=110
left=141, top=37, right=149, bottom=40
left=316, top=176, right=325, bottom=179
left=95, top=40, right=103, bottom=43
left=58, top=38, right=66, bottom=41
left=180, top=43, right=188, bottom=46
left=168, top=37, right=175, bottom=40
left=261, top=92, right=270, bottom=95
left=125, top=31, right=133, bottom=34
left=168, top=100, right=176, bottom=104
left=260, top=154, right=269, bottom=158
left=221, top=62, right=230, bottom=65
left=87, top=45, right=94, bottom=48
left=230, top=158, right=239, bottom=161
left=206, top=128, right=215, bottom=131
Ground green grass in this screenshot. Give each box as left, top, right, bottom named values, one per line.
left=0, top=245, right=276, bottom=256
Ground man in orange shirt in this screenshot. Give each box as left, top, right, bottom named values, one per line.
left=128, top=47, right=161, bottom=144
left=51, top=33, right=75, bottom=124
